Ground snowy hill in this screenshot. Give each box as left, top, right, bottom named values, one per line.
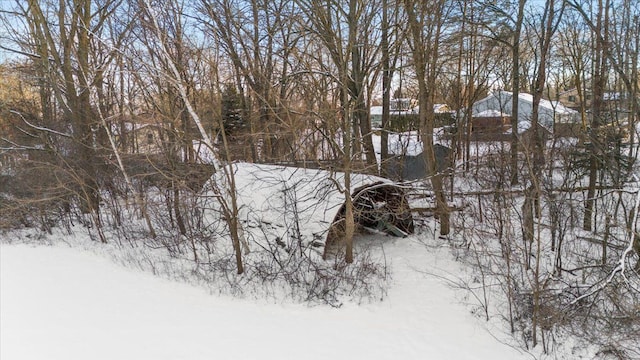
left=1, top=237, right=533, bottom=360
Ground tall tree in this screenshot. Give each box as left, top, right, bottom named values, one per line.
left=510, top=0, right=526, bottom=185
left=297, top=0, right=381, bottom=170
left=138, top=0, right=246, bottom=273
left=380, top=0, right=392, bottom=171
left=21, top=0, right=121, bottom=224
left=581, top=0, right=610, bottom=232
left=523, top=0, right=564, bottom=347
left=295, top=0, right=385, bottom=262
left=379, top=0, right=406, bottom=175
left=199, top=0, right=301, bottom=162
left=479, top=0, right=527, bottom=184
left=557, top=10, right=592, bottom=131
left=402, top=0, right=450, bottom=235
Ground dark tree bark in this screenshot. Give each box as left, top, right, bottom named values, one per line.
left=510, top=0, right=526, bottom=185
left=403, top=0, right=450, bottom=236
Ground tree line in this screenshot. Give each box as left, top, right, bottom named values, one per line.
left=0, top=0, right=637, bottom=223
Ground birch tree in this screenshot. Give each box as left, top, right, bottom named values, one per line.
left=137, top=0, right=245, bottom=273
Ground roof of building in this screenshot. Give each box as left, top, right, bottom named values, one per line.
left=203, top=162, right=412, bottom=256
left=473, top=110, right=509, bottom=118
left=505, top=91, right=577, bottom=115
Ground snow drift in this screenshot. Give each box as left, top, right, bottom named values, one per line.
left=204, top=163, right=414, bottom=258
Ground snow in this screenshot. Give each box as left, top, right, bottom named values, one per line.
left=206, top=162, right=395, bottom=253
left=472, top=91, right=579, bottom=130
left=372, top=131, right=424, bottom=157
left=473, top=109, right=509, bottom=118
left=514, top=92, right=576, bottom=115
left=1, top=238, right=533, bottom=360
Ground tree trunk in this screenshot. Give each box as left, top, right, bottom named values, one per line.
left=404, top=0, right=450, bottom=236
left=584, top=0, right=609, bottom=231
left=380, top=0, right=391, bottom=176
left=510, top=0, right=526, bottom=185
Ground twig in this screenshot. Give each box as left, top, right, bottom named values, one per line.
left=9, top=111, right=71, bottom=138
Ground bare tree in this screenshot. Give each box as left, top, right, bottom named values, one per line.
left=296, top=0, right=381, bottom=170
left=24, top=0, right=98, bottom=216
left=198, top=0, right=302, bottom=162
left=4, top=0, right=129, bottom=242
left=402, top=0, right=450, bottom=235
left=137, top=0, right=246, bottom=273
left=510, top=0, right=526, bottom=185
left=556, top=10, right=592, bottom=130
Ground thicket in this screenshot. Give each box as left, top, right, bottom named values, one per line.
left=448, top=137, right=640, bottom=357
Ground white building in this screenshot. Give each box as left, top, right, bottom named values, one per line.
left=370, top=99, right=450, bottom=129
left=471, top=91, right=579, bottom=132
left=370, top=98, right=419, bottom=129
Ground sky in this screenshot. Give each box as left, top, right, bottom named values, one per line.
left=0, top=0, right=21, bottom=63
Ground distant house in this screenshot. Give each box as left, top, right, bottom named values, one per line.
left=111, top=121, right=167, bottom=155
left=131, top=124, right=166, bottom=154
left=472, top=110, right=510, bottom=134
left=433, top=103, right=451, bottom=114
left=558, top=87, right=631, bottom=116
left=432, top=104, right=455, bottom=127
left=558, top=88, right=590, bottom=111
left=369, top=106, right=385, bottom=129
left=370, top=98, right=418, bottom=129
left=471, top=90, right=579, bottom=133
left=370, top=100, right=452, bottom=130
left=391, top=98, right=416, bottom=111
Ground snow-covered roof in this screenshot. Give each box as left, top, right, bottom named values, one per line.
left=514, top=92, right=576, bottom=115
left=370, top=106, right=383, bottom=116
left=204, top=163, right=397, bottom=255
left=471, top=91, right=579, bottom=131
left=372, top=131, right=423, bottom=157
left=473, top=110, right=509, bottom=118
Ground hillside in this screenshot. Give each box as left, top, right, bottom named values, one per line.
left=1, top=233, right=535, bottom=360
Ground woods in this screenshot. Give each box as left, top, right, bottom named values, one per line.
left=1, top=0, right=639, bottom=357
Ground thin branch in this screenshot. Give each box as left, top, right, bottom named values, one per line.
left=9, top=111, right=71, bottom=138
left=569, top=185, right=640, bottom=305
left=0, top=137, right=44, bottom=151
left=0, top=44, right=53, bottom=61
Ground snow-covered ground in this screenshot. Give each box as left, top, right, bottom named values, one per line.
left=1, top=234, right=534, bottom=360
